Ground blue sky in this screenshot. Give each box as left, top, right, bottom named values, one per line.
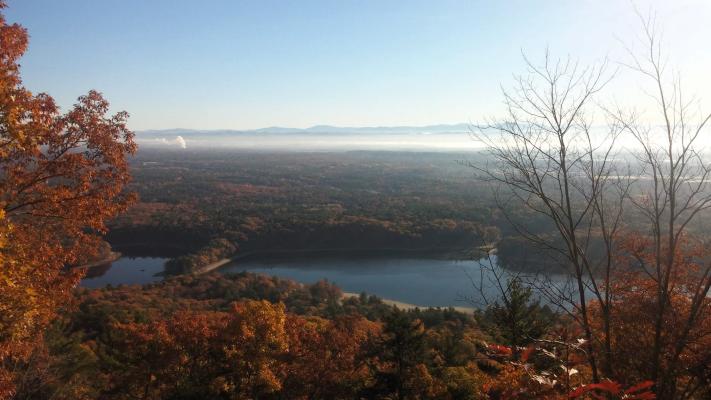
left=5, top=0, right=711, bottom=130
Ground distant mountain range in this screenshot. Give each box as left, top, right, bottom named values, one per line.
left=136, top=123, right=473, bottom=137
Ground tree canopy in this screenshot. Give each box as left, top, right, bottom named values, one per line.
left=0, top=2, right=136, bottom=395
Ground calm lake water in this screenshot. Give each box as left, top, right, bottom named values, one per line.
left=80, top=257, right=168, bottom=289
left=221, top=257, right=501, bottom=308
left=80, top=255, right=567, bottom=308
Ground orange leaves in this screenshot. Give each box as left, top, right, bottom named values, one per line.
left=283, top=315, right=378, bottom=397
left=107, top=300, right=290, bottom=399
left=586, top=232, right=711, bottom=392
left=0, top=3, right=136, bottom=395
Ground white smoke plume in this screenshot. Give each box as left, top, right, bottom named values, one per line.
left=175, top=135, right=187, bottom=149
left=151, top=136, right=187, bottom=149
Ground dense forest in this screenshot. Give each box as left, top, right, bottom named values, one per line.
left=109, top=148, right=688, bottom=275
left=106, top=150, right=505, bottom=273
left=2, top=2, right=711, bottom=399
left=10, top=271, right=660, bottom=400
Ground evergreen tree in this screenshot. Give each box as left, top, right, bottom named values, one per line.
left=479, top=278, right=555, bottom=349
left=368, top=309, right=430, bottom=399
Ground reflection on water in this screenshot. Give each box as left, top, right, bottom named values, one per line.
left=80, top=255, right=570, bottom=308
left=221, top=256, right=512, bottom=308
left=80, top=257, right=167, bottom=288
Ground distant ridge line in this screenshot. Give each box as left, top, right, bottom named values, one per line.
left=136, top=123, right=474, bottom=137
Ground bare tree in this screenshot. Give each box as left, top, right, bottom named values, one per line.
left=470, top=50, right=629, bottom=383
left=472, top=10, right=711, bottom=396
left=609, top=12, right=711, bottom=398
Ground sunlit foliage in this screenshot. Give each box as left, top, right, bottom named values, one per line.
left=0, top=2, right=136, bottom=395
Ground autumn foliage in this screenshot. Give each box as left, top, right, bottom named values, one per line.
left=2, top=2, right=711, bottom=399
left=0, top=270, right=671, bottom=399
left=585, top=234, right=711, bottom=397
left=109, top=302, right=289, bottom=399
left=0, top=1, right=136, bottom=396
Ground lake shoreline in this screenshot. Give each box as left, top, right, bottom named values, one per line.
left=158, top=247, right=480, bottom=278
left=73, top=251, right=123, bottom=270
left=341, top=291, right=476, bottom=314
left=222, top=246, right=484, bottom=265
left=82, top=251, right=515, bottom=310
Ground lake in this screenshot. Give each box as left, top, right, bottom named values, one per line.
left=220, top=256, right=508, bottom=308
left=80, top=255, right=566, bottom=308
left=80, top=256, right=168, bottom=289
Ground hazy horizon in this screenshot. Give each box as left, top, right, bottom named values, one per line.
left=7, top=0, right=711, bottom=131
left=133, top=122, right=707, bottom=154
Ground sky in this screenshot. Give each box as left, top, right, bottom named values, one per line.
left=5, top=0, right=711, bottom=131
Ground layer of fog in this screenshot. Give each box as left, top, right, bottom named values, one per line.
left=136, top=132, right=483, bottom=152
left=135, top=125, right=711, bottom=157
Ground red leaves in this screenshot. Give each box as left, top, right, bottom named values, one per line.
left=624, top=381, right=656, bottom=399
left=569, top=380, right=655, bottom=399
left=488, top=344, right=513, bottom=356
left=520, top=345, right=535, bottom=362
left=568, top=380, right=620, bottom=398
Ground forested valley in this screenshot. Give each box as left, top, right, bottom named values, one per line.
left=2, top=1, right=711, bottom=399
left=107, top=150, right=517, bottom=274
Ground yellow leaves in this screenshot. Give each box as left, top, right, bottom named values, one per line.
left=255, top=364, right=283, bottom=394
left=226, top=300, right=289, bottom=383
